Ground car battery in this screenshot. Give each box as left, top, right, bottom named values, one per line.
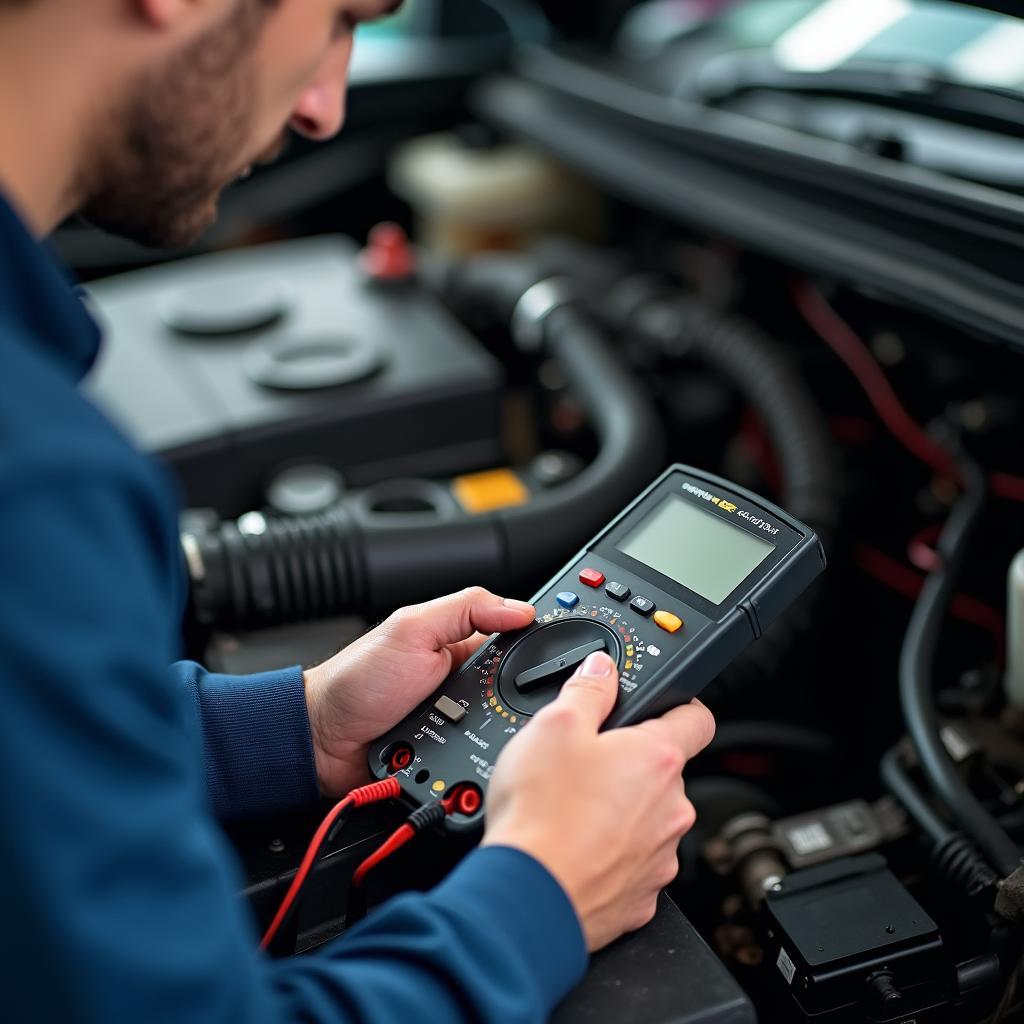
left=85, top=235, right=504, bottom=517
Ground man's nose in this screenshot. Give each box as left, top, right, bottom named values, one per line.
left=290, top=82, right=347, bottom=141
left=289, top=40, right=352, bottom=142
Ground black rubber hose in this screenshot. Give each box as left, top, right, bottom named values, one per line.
left=187, top=506, right=368, bottom=628
left=352, top=257, right=664, bottom=598
left=436, top=255, right=665, bottom=580
left=506, top=243, right=838, bottom=701
left=881, top=747, right=998, bottom=898
left=880, top=746, right=952, bottom=846
left=612, top=288, right=838, bottom=549
left=354, top=276, right=664, bottom=602
left=518, top=241, right=839, bottom=547
left=898, top=457, right=1020, bottom=878
left=613, top=287, right=837, bottom=701
left=499, top=303, right=665, bottom=580
left=185, top=256, right=665, bottom=627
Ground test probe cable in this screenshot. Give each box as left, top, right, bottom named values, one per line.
left=346, top=786, right=482, bottom=926
left=259, top=777, right=402, bottom=952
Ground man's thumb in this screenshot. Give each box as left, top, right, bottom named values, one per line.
left=554, top=652, right=619, bottom=729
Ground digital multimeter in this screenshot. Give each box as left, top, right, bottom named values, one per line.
left=369, top=464, right=825, bottom=829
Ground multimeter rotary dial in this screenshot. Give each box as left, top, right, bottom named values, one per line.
left=497, top=618, right=622, bottom=716
left=471, top=605, right=647, bottom=734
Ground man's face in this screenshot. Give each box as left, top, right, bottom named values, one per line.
left=80, top=0, right=400, bottom=248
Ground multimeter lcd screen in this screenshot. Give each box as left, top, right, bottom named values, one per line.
left=617, top=495, right=776, bottom=604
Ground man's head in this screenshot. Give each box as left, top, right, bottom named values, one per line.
left=1, top=0, right=401, bottom=246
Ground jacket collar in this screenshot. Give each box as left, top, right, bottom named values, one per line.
left=0, top=191, right=101, bottom=382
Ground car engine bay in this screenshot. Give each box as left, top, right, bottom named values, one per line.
left=77, top=2, right=1024, bottom=1020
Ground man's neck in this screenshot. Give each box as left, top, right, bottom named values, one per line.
left=0, top=13, right=101, bottom=237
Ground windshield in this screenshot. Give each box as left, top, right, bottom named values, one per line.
left=622, top=0, right=1024, bottom=92
left=616, top=0, right=1024, bottom=191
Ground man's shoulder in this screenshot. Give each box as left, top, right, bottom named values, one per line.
left=0, top=321, right=174, bottom=509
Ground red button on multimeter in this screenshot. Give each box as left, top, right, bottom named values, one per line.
left=579, top=568, right=605, bottom=588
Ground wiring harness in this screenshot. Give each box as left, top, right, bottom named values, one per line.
left=796, top=283, right=1023, bottom=881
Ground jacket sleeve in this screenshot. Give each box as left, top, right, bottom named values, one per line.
left=0, top=474, right=587, bottom=1024
left=172, top=661, right=320, bottom=820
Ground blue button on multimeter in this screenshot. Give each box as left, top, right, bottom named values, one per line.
left=371, top=464, right=825, bottom=830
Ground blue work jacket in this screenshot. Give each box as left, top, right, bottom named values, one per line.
left=0, top=191, right=586, bottom=1023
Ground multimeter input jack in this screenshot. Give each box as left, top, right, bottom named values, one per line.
left=446, top=783, right=484, bottom=818
left=381, top=742, right=414, bottom=774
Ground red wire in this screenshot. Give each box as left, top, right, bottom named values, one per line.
left=907, top=523, right=943, bottom=574
left=351, top=823, right=417, bottom=889
left=350, top=795, right=460, bottom=891
left=855, top=544, right=1005, bottom=659
left=793, top=281, right=1024, bottom=503
left=260, top=797, right=352, bottom=950
left=993, top=471, right=1024, bottom=503
left=259, top=777, right=401, bottom=951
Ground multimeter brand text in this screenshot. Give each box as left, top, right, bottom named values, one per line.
left=681, top=483, right=780, bottom=535
left=736, top=511, right=780, bottom=535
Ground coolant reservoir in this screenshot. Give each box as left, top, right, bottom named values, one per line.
left=388, top=131, right=601, bottom=256
left=1006, top=549, right=1024, bottom=707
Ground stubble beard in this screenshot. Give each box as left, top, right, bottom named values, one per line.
left=78, top=2, right=267, bottom=249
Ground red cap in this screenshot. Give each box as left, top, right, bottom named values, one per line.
left=361, top=222, right=415, bottom=282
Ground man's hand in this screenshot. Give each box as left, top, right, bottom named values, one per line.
left=304, top=587, right=535, bottom=797
left=482, top=651, right=715, bottom=952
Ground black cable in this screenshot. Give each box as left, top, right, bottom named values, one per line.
left=880, top=746, right=952, bottom=846
left=899, top=455, right=1020, bottom=878
left=881, top=747, right=998, bottom=898
left=345, top=803, right=450, bottom=928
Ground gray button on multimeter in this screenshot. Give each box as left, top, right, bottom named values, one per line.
left=370, top=464, right=826, bottom=830
left=433, top=695, right=467, bottom=723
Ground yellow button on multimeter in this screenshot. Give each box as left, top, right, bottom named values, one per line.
left=653, top=610, right=683, bottom=634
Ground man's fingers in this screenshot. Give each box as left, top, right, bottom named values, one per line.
left=447, top=632, right=489, bottom=668
left=645, top=699, right=716, bottom=762
left=390, top=587, right=535, bottom=649
left=549, top=652, right=620, bottom=730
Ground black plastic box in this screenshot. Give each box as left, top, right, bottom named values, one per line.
left=85, top=237, right=504, bottom=516
left=764, top=854, right=947, bottom=1021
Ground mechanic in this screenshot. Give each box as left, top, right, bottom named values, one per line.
left=0, top=2, right=716, bottom=1021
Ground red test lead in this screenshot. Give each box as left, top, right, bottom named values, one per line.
left=259, top=777, right=401, bottom=952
